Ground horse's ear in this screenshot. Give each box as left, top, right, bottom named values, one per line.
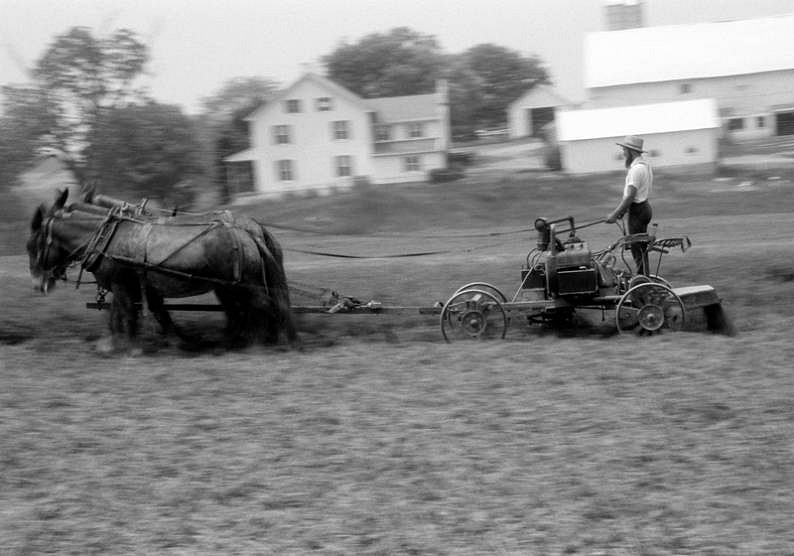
left=31, top=205, right=45, bottom=231
left=54, top=188, right=69, bottom=209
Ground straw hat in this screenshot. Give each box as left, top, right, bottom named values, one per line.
left=616, top=135, right=646, bottom=153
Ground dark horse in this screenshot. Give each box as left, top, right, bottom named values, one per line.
left=28, top=189, right=297, bottom=349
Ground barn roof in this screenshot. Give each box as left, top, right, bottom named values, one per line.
left=556, top=98, right=720, bottom=141
left=585, top=13, right=794, bottom=88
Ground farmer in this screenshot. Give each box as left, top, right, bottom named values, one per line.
left=606, top=135, right=653, bottom=274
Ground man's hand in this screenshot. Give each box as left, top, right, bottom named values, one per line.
left=606, top=213, right=617, bottom=224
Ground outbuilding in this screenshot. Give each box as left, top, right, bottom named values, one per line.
left=507, top=85, right=572, bottom=140
left=556, top=98, right=720, bottom=174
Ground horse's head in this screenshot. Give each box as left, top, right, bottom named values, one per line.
left=27, top=189, right=70, bottom=294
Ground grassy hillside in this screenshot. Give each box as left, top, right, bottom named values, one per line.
left=3, top=160, right=794, bottom=554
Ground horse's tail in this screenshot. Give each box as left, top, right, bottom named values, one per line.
left=248, top=220, right=297, bottom=343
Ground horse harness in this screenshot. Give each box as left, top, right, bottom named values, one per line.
left=76, top=208, right=273, bottom=293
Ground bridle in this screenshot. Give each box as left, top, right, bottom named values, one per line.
left=35, top=211, right=91, bottom=284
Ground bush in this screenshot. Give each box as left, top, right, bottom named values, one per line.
left=447, top=151, right=474, bottom=167
left=543, top=144, right=562, bottom=171
left=428, top=167, right=464, bottom=183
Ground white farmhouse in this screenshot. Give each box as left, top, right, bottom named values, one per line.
left=225, top=72, right=450, bottom=198
left=584, top=13, right=794, bottom=140
left=556, top=98, right=720, bottom=174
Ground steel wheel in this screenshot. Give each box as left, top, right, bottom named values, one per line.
left=452, top=282, right=507, bottom=302
left=629, top=274, right=672, bottom=289
left=441, top=288, right=507, bottom=342
left=616, top=282, right=685, bottom=335
left=649, top=274, right=672, bottom=288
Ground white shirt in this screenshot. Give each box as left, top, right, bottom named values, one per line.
left=624, top=157, right=653, bottom=203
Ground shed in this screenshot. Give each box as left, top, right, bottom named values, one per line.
left=556, top=98, right=720, bottom=174
left=507, top=85, right=571, bottom=139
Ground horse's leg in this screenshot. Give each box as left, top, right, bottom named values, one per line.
left=108, top=283, right=138, bottom=351
left=273, top=285, right=298, bottom=345
left=215, top=287, right=247, bottom=347
left=144, top=286, right=178, bottom=347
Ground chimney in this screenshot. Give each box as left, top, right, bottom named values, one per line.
left=604, top=0, right=644, bottom=31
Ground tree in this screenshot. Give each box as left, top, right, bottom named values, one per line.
left=458, top=44, right=550, bottom=129
left=0, top=85, right=57, bottom=187
left=324, top=27, right=445, bottom=97
left=197, top=77, right=280, bottom=202
left=199, top=76, right=278, bottom=124
left=30, top=26, right=149, bottom=184
left=2, top=26, right=209, bottom=203
left=90, top=102, right=203, bottom=205
left=322, top=29, right=551, bottom=137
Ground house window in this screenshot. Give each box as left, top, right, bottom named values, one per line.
left=679, top=83, right=692, bottom=94
left=332, top=120, right=350, bottom=140
left=273, top=125, right=291, bottom=144
left=276, top=160, right=294, bottom=181
left=728, top=118, right=745, bottom=131
left=375, top=125, right=391, bottom=141
left=335, top=155, right=352, bottom=177
left=404, top=155, right=421, bottom=172
left=316, top=97, right=333, bottom=111
left=408, top=122, right=424, bottom=138
left=285, top=99, right=302, bottom=113
left=757, top=116, right=766, bottom=128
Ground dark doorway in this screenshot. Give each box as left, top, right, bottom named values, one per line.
left=775, top=111, right=794, bottom=136
left=529, top=107, right=555, bottom=138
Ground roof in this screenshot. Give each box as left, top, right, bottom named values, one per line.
left=245, top=72, right=441, bottom=123
left=585, top=13, right=794, bottom=88
left=556, top=98, right=720, bottom=141
left=509, top=85, right=571, bottom=110
left=245, top=72, right=369, bottom=120
left=366, top=93, right=438, bottom=122
left=224, top=148, right=257, bottom=163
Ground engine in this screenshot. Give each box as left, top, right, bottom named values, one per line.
left=521, top=217, right=599, bottom=299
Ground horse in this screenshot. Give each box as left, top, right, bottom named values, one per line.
left=27, top=189, right=297, bottom=350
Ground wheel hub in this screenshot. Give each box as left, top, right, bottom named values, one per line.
left=637, top=304, right=664, bottom=331
left=461, top=310, right=486, bottom=337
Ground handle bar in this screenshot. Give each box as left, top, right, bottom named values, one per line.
left=556, top=218, right=606, bottom=236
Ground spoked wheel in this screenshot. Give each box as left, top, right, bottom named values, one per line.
left=452, top=282, right=508, bottom=302
left=629, top=274, right=672, bottom=289
left=441, top=288, right=508, bottom=342
left=616, top=282, right=685, bottom=335
left=649, top=274, right=672, bottom=288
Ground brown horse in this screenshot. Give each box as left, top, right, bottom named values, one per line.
left=28, top=189, right=297, bottom=349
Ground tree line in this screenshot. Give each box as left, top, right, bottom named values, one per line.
left=0, top=26, right=550, bottom=203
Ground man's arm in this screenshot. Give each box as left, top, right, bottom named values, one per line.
left=606, top=185, right=637, bottom=223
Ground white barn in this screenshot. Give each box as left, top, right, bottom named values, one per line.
left=507, top=85, right=572, bottom=139
left=225, top=73, right=450, bottom=198
left=584, top=13, right=794, bottom=140
left=556, top=98, right=720, bottom=174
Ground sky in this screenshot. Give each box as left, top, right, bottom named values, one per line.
left=1, top=0, right=793, bottom=114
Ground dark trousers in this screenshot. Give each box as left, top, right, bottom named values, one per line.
left=628, top=201, right=653, bottom=275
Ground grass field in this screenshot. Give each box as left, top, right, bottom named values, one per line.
left=2, top=162, right=794, bottom=554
